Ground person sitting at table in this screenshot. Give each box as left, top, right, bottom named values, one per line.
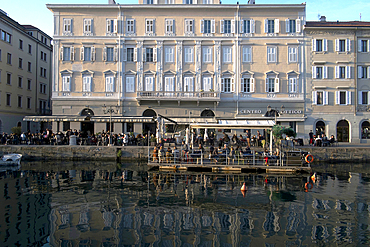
left=158, top=146, right=165, bottom=163
left=166, top=147, right=173, bottom=162
left=322, top=134, right=329, bottom=146
left=221, top=144, right=230, bottom=154
left=229, top=147, right=236, bottom=162
left=244, top=145, right=252, bottom=154
left=172, top=146, right=180, bottom=162
left=329, top=135, right=336, bottom=145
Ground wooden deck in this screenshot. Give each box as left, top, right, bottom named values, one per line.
left=148, top=161, right=311, bottom=174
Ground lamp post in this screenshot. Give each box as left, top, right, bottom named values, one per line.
left=267, top=105, right=285, bottom=124
left=103, top=104, right=119, bottom=146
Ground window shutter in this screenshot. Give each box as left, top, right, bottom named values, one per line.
left=323, top=91, right=328, bottom=105
left=153, top=47, right=157, bottom=62
left=211, top=19, right=215, bottom=33
left=335, top=66, right=339, bottom=79
left=265, top=78, right=269, bottom=92
left=154, top=0, right=158, bottom=3
left=220, top=20, right=224, bottom=33
left=275, top=78, right=280, bottom=93
left=274, top=19, right=279, bottom=33
left=346, top=91, right=351, bottom=105
left=312, top=91, right=317, bottom=105
left=240, top=19, right=244, bottom=33
left=133, top=19, right=136, bottom=33
left=368, top=92, right=370, bottom=105
left=60, top=46, right=64, bottom=61
left=335, top=91, right=340, bottom=105
left=134, top=48, right=137, bottom=62
left=288, top=78, right=292, bottom=93
left=296, top=19, right=301, bottom=33
left=103, top=47, right=107, bottom=61
left=200, top=19, right=204, bottom=33
left=250, top=78, right=255, bottom=93
left=114, top=47, right=118, bottom=62
left=358, top=91, right=363, bottom=104
left=83, top=77, right=87, bottom=92
left=323, top=66, right=328, bottom=79
left=143, top=48, right=146, bottom=62
left=346, top=39, right=351, bottom=52
left=358, top=39, right=362, bottom=52
left=106, top=19, right=110, bottom=33
left=70, top=19, right=73, bottom=33
left=312, top=39, right=317, bottom=52
left=152, top=19, right=155, bottom=34
left=358, top=66, right=363, bottom=78
left=81, top=46, right=84, bottom=61
left=231, top=19, right=235, bottom=33
left=123, top=48, right=127, bottom=62
left=113, top=19, right=118, bottom=33
left=264, top=19, right=268, bottom=33
left=231, top=78, right=235, bottom=92
left=323, top=39, right=328, bottom=52
left=285, top=19, right=290, bottom=33
left=368, top=67, right=370, bottom=78
left=346, top=66, right=351, bottom=79
left=312, top=66, right=316, bottom=79
left=335, top=39, right=339, bottom=52
left=251, top=19, right=255, bottom=33
left=70, top=46, right=75, bottom=61
left=221, top=78, right=224, bottom=92
left=185, top=19, right=188, bottom=32
left=91, top=46, right=96, bottom=61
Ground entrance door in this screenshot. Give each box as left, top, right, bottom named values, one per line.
left=337, top=120, right=349, bottom=142
left=315, top=121, right=326, bottom=136
left=81, top=121, right=94, bottom=137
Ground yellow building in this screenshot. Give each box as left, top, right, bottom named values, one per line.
left=45, top=0, right=306, bottom=139
left=305, top=17, right=370, bottom=143
left=0, top=10, right=52, bottom=133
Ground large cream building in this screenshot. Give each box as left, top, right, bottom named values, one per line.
left=45, top=0, right=307, bottom=139
left=305, top=18, right=370, bottom=143
left=0, top=10, right=52, bottom=133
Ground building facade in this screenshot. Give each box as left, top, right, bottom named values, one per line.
left=46, top=0, right=307, bottom=139
left=305, top=18, right=370, bottom=143
left=0, top=10, right=53, bottom=133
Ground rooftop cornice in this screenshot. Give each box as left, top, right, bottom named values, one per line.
left=46, top=3, right=305, bottom=10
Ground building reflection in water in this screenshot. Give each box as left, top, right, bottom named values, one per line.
left=1, top=164, right=370, bottom=246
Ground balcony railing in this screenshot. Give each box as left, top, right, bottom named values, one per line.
left=37, top=108, right=52, bottom=115
left=137, top=91, right=221, bottom=101
left=52, top=92, right=119, bottom=98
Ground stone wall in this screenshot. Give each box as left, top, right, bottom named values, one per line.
left=1, top=145, right=369, bottom=163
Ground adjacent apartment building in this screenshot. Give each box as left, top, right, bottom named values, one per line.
left=45, top=0, right=307, bottom=138
left=0, top=10, right=52, bottom=133
left=305, top=17, right=370, bottom=143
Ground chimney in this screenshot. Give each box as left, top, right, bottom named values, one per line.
left=320, top=16, right=326, bottom=22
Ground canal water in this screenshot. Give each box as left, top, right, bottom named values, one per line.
left=0, top=161, right=370, bottom=247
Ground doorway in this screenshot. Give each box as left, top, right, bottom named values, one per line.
left=337, top=120, right=349, bottom=142
left=81, top=121, right=94, bottom=137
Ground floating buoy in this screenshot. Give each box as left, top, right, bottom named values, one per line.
left=241, top=182, right=247, bottom=191
left=305, top=154, right=314, bottom=163
left=241, top=190, right=247, bottom=198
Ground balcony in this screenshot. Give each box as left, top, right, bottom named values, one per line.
left=52, top=92, right=119, bottom=99
left=136, top=91, right=221, bottom=104
left=37, top=108, right=52, bottom=116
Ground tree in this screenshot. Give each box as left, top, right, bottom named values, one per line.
left=271, top=125, right=296, bottom=140
left=11, top=126, right=22, bottom=135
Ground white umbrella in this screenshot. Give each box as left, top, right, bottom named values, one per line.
left=185, top=128, right=189, bottom=145
left=156, top=128, right=160, bottom=143
left=156, top=116, right=161, bottom=143
left=161, top=118, right=165, bottom=140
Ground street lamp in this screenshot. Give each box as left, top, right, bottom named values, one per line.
left=103, top=104, right=119, bottom=146
left=267, top=105, right=285, bottom=124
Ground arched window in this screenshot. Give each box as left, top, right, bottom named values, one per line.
left=361, top=121, right=370, bottom=139
left=201, top=109, right=215, bottom=117
left=81, top=108, right=94, bottom=116
left=315, top=121, right=325, bottom=136
left=142, top=109, right=157, bottom=117
left=337, top=120, right=349, bottom=142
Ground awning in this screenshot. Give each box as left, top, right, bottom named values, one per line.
left=23, top=116, right=87, bottom=122
left=190, top=120, right=275, bottom=129
left=23, top=116, right=156, bottom=123
left=90, top=116, right=155, bottom=123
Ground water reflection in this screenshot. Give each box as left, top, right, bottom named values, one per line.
left=0, top=162, right=370, bottom=246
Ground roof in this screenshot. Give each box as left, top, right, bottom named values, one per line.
left=306, top=21, right=370, bottom=28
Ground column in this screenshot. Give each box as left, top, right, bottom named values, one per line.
left=195, top=41, right=202, bottom=91
left=176, top=40, right=183, bottom=91
left=156, top=41, right=163, bottom=92
left=137, top=41, right=143, bottom=91
left=214, top=41, right=221, bottom=92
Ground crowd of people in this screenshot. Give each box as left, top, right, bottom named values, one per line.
left=308, top=130, right=337, bottom=146
left=0, top=129, right=151, bottom=146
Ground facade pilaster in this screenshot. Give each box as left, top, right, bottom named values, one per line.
left=137, top=41, right=143, bottom=91
left=176, top=40, right=183, bottom=91
left=195, top=40, right=202, bottom=91
left=156, top=41, right=163, bottom=91
left=214, top=41, right=221, bottom=92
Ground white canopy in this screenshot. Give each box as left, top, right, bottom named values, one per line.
left=190, top=120, right=275, bottom=129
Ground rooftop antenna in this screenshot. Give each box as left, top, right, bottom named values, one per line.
left=360, top=13, right=362, bottom=21
left=317, top=13, right=320, bottom=21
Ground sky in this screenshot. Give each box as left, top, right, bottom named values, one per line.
left=1, top=0, right=369, bottom=37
